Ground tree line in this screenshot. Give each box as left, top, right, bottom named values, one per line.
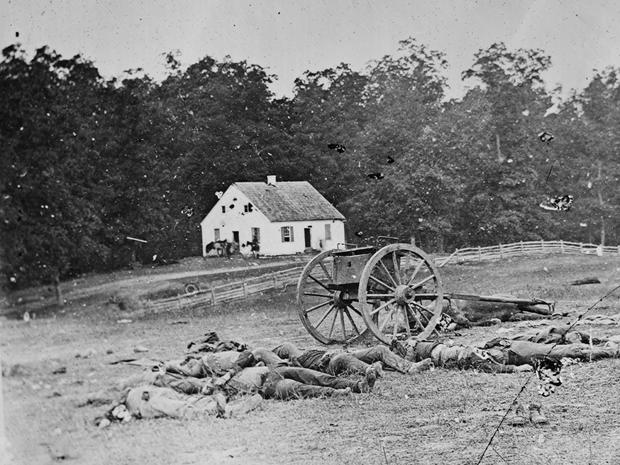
left=1, top=38, right=619, bottom=289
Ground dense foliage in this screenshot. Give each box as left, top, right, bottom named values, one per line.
left=2, top=39, right=619, bottom=288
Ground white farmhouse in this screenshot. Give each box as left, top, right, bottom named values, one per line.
left=200, top=176, right=346, bottom=256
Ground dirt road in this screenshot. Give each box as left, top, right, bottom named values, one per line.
left=4, top=257, right=308, bottom=315
left=64, top=259, right=304, bottom=298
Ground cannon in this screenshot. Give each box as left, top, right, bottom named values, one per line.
left=296, top=243, right=554, bottom=345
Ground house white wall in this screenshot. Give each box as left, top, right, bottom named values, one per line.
left=200, top=186, right=271, bottom=256
left=264, top=219, right=345, bottom=255
left=200, top=185, right=346, bottom=256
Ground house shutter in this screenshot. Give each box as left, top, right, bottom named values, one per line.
left=280, top=226, right=293, bottom=242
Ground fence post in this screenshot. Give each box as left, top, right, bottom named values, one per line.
left=520, top=241, right=524, bottom=253
left=560, top=240, right=565, bottom=253
left=499, top=244, right=503, bottom=259
left=242, top=281, right=247, bottom=297
left=211, top=289, right=216, bottom=305
left=477, top=246, right=482, bottom=262
left=617, top=245, right=620, bottom=255
left=273, top=273, right=278, bottom=289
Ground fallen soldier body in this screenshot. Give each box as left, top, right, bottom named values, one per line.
left=163, top=349, right=377, bottom=398
left=443, top=297, right=555, bottom=329
left=509, top=325, right=611, bottom=345
left=183, top=332, right=430, bottom=376
left=398, top=328, right=619, bottom=371
left=100, top=356, right=376, bottom=425
left=223, top=365, right=376, bottom=399
left=270, top=342, right=432, bottom=376
left=97, top=384, right=263, bottom=426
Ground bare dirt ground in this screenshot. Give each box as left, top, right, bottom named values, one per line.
left=2, top=254, right=620, bottom=465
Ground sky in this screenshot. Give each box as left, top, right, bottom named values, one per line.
left=2, top=0, right=620, bottom=100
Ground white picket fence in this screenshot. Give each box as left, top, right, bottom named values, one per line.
left=439, top=240, right=620, bottom=266
left=145, top=266, right=303, bottom=314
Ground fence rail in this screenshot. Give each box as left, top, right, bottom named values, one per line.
left=441, top=240, right=620, bottom=266
left=145, top=240, right=618, bottom=314
left=145, top=266, right=303, bottom=314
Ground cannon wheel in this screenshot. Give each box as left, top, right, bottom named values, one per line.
left=297, top=249, right=369, bottom=345
left=358, top=244, right=444, bottom=344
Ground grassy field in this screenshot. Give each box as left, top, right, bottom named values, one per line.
left=2, top=254, right=620, bottom=465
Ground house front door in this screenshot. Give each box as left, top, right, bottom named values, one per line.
left=304, top=228, right=311, bottom=248
left=232, top=231, right=240, bottom=244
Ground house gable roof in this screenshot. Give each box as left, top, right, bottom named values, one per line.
left=232, top=181, right=345, bottom=222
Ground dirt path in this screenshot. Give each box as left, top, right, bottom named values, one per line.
left=4, top=257, right=307, bottom=315
left=64, top=259, right=303, bottom=298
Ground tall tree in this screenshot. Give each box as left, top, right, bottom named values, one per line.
left=458, top=42, right=558, bottom=245
left=0, top=45, right=110, bottom=292
left=571, top=68, right=620, bottom=245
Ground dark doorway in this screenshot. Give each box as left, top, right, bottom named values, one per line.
left=232, top=231, right=240, bottom=244
left=304, top=228, right=311, bottom=248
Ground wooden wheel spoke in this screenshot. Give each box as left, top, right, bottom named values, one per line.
left=308, top=274, right=330, bottom=291
left=406, top=303, right=428, bottom=329
left=319, top=262, right=332, bottom=281
left=401, top=305, right=411, bottom=337
left=339, top=307, right=347, bottom=339
left=343, top=307, right=361, bottom=335
left=409, top=274, right=435, bottom=290
left=327, top=308, right=339, bottom=339
left=369, top=274, right=395, bottom=291
left=392, top=306, right=400, bottom=339
left=379, top=306, right=393, bottom=332
left=305, top=300, right=332, bottom=314
left=303, top=292, right=333, bottom=298
left=409, top=301, right=436, bottom=325
left=347, top=304, right=363, bottom=317
left=406, top=259, right=426, bottom=286
left=370, top=298, right=397, bottom=316
left=366, top=293, right=395, bottom=299
left=392, top=252, right=401, bottom=284
left=315, top=305, right=335, bottom=328
left=379, top=260, right=398, bottom=288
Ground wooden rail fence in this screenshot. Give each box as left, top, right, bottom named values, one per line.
left=146, top=266, right=303, bottom=314
left=439, top=240, right=620, bottom=266
left=145, top=240, right=616, bottom=313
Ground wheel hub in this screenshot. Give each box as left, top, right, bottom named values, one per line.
left=394, top=284, right=414, bottom=304
left=332, top=290, right=349, bottom=307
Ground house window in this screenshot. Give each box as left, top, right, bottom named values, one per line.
left=244, top=203, right=254, bottom=213
left=325, top=224, right=332, bottom=240
left=251, top=227, right=260, bottom=243
left=221, top=206, right=226, bottom=213
left=281, top=226, right=294, bottom=243
left=214, top=228, right=220, bottom=241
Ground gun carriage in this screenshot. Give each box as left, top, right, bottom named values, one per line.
left=296, top=240, right=554, bottom=345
